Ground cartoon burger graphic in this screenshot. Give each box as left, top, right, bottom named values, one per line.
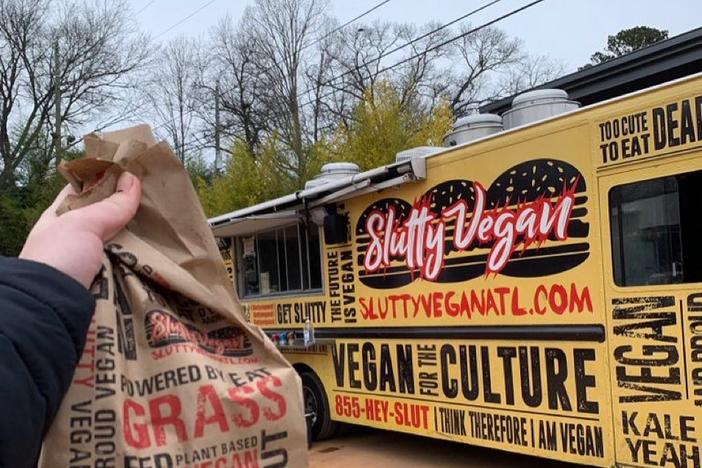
left=356, top=158, right=589, bottom=289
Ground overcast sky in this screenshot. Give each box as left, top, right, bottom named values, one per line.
left=130, top=0, right=701, bottom=73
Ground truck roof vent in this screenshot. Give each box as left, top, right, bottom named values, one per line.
left=395, top=146, right=443, bottom=163
left=305, top=162, right=360, bottom=189
left=443, top=113, right=503, bottom=147
left=502, top=89, right=580, bottom=130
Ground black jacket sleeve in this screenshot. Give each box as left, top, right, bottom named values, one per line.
left=0, top=257, right=95, bottom=468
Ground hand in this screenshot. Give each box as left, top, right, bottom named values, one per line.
left=20, top=171, right=142, bottom=289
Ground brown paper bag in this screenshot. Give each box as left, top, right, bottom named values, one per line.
left=40, top=125, right=308, bottom=468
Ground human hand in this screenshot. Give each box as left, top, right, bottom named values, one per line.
left=20, top=172, right=142, bottom=289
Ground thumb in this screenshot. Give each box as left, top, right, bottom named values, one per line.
left=70, top=171, right=142, bottom=242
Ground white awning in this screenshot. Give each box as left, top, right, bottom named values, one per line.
left=211, top=211, right=302, bottom=237
left=208, top=155, right=430, bottom=236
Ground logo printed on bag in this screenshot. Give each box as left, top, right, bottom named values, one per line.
left=145, top=309, right=253, bottom=357
left=43, top=128, right=307, bottom=468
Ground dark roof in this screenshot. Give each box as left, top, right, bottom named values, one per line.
left=480, top=26, right=702, bottom=115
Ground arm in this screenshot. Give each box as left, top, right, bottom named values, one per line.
left=0, top=170, right=141, bottom=467
left=0, top=258, right=95, bottom=467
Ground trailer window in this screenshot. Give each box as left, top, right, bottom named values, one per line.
left=236, top=223, right=322, bottom=297
left=609, top=170, right=702, bottom=286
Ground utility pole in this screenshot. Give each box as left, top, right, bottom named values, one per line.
left=52, top=38, right=62, bottom=167
left=214, top=80, right=221, bottom=173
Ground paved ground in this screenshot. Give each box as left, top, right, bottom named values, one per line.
left=308, top=426, right=581, bottom=468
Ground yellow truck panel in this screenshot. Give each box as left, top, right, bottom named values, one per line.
left=218, top=74, right=702, bottom=467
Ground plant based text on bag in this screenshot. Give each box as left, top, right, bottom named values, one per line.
left=40, top=125, right=308, bottom=468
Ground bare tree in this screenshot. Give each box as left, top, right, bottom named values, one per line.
left=242, top=0, right=328, bottom=184
left=326, top=23, right=402, bottom=102
left=500, top=54, right=566, bottom=96
left=188, top=6, right=566, bottom=187
left=0, top=0, right=149, bottom=188
left=312, top=21, right=450, bottom=127
left=303, top=30, right=334, bottom=143
left=390, top=22, right=451, bottom=112
left=445, top=25, right=522, bottom=116
left=303, top=21, right=356, bottom=132
left=144, top=36, right=204, bottom=163
left=207, top=15, right=268, bottom=156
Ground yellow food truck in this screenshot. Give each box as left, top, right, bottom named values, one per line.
left=209, top=73, right=702, bottom=467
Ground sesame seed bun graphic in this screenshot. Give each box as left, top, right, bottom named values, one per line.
left=356, top=198, right=415, bottom=288
left=426, top=179, right=477, bottom=215
left=356, top=158, right=590, bottom=289
left=485, top=158, right=589, bottom=278
left=355, top=198, right=413, bottom=236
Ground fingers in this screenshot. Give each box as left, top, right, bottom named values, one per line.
left=116, top=170, right=138, bottom=194
left=42, top=184, right=78, bottom=220
left=69, top=172, right=142, bottom=242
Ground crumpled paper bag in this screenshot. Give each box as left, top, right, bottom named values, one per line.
left=40, top=124, right=308, bottom=468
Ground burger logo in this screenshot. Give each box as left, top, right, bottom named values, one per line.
left=356, top=159, right=589, bottom=289
left=145, top=309, right=253, bottom=357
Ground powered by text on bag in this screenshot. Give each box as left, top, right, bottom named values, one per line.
left=40, top=125, right=308, bottom=468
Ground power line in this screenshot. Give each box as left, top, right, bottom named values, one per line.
left=377, top=0, right=545, bottom=80
left=68, top=0, right=215, bottom=149
left=135, top=0, right=156, bottom=15
left=200, top=0, right=501, bottom=152
left=297, top=0, right=544, bottom=110
left=295, top=0, right=502, bottom=105
left=179, top=0, right=392, bottom=153
left=156, top=0, right=546, bottom=160
left=153, top=0, right=217, bottom=40
left=305, top=0, right=391, bottom=51
left=209, top=0, right=392, bottom=102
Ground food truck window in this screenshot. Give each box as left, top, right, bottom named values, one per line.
left=236, top=223, right=322, bottom=297
left=309, top=226, right=322, bottom=289
left=284, top=225, right=302, bottom=290
left=609, top=170, right=702, bottom=286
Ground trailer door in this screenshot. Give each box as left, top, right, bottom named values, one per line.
left=599, top=161, right=702, bottom=467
